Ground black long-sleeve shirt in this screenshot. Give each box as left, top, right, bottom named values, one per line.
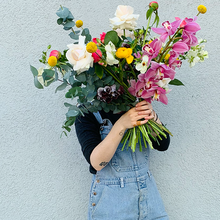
left=75, top=110, right=170, bottom=174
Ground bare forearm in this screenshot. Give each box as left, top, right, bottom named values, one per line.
left=90, top=120, right=126, bottom=171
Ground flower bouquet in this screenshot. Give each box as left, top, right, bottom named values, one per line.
left=30, top=2, right=208, bottom=151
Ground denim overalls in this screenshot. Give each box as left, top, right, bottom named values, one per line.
left=88, top=112, right=169, bottom=220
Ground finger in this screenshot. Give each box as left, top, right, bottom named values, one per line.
left=133, top=119, right=149, bottom=127
left=136, top=104, right=153, bottom=111
left=135, top=100, right=149, bottom=107
left=137, top=109, right=152, bottom=115
left=144, top=114, right=154, bottom=120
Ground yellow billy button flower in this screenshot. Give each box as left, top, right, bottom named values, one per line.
left=48, top=56, right=57, bottom=67
left=197, top=5, right=207, bottom=14
left=86, top=42, right=97, bottom=53
left=75, top=20, right=83, bottom=28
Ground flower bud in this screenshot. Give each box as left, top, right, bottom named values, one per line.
left=149, top=1, right=159, bottom=10
left=139, top=29, right=144, bottom=35
left=49, top=50, right=61, bottom=59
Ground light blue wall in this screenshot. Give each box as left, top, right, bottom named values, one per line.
left=1, top=0, right=219, bottom=219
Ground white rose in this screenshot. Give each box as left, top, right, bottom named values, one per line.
left=109, top=5, right=139, bottom=30
left=115, top=29, right=135, bottom=40
left=66, top=35, right=93, bottom=74
left=105, top=41, right=119, bottom=65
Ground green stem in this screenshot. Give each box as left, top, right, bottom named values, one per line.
left=142, top=13, right=152, bottom=47
left=71, top=28, right=76, bottom=34
left=102, top=66, right=136, bottom=102
left=128, top=64, right=137, bottom=80
left=158, top=28, right=182, bottom=63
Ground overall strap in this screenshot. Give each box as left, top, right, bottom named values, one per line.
left=93, top=111, right=104, bottom=124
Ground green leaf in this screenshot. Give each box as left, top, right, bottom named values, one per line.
left=95, top=64, right=104, bottom=79
left=63, top=126, right=71, bottom=132
left=81, top=28, right=90, bottom=36
left=65, top=117, right=76, bottom=127
left=55, top=82, right=67, bottom=93
left=103, top=76, right=112, bottom=84
left=87, top=84, right=95, bottom=92
left=67, top=11, right=74, bottom=20
left=146, top=8, right=153, bottom=19
left=64, top=21, right=75, bottom=28
left=87, top=92, right=97, bottom=101
left=85, top=34, right=92, bottom=43
left=57, top=18, right=63, bottom=25
left=169, top=79, right=184, bottom=86
left=66, top=109, right=79, bottom=118
left=34, top=76, right=43, bottom=89
left=42, top=69, right=55, bottom=81
left=30, top=65, right=38, bottom=76
left=56, top=7, right=69, bottom=19
left=75, top=73, right=86, bottom=82
left=104, top=31, right=119, bottom=46
left=64, top=102, right=73, bottom=107
left=69, top=32, right=79, bottom=40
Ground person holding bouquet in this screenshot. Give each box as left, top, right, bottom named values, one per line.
left=75, top=100, right=170, bottom=220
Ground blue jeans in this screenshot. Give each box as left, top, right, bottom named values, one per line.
left=88, top=112, right=169, bottom=220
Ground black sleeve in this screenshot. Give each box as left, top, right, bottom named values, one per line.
left=75, top=112, right=101, bottom=167
left=151, top=125, right=170, bottom=151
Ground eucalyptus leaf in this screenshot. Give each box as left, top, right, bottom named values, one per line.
left=75, top=73, right=86, bottom=82
left=67, top=11, right=74, bottom=20
left=64, top=21, right=75, bottom=28
left=103, top=76, right=112, bottom=84
left=55, top=82, right=67, bottom=93
left=34, top=76, right=43, bottom=89
left=81, top=28, right=90, bottom=36
left=56, top=7, right=69, bottom=19
left=57, top=18, right=63, bottom=25
left=69, top=32, right=79, bottom=40
left=87, top=92, right=97, bottom=101
left=63, top=71, right=71, bottom=80
left=42, top=69, right=55, bottom=81
left=64, top=102, right=73, bottom=107
left=66, top=109, right=79, bottom=118
left=30, top=65, right=38, bottom=76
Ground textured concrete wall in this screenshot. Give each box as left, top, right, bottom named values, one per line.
left=0, top=0, right=219, bottom=219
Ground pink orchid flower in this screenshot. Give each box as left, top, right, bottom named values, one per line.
left=147, top=86, right=168, bottom=104
left=152, top=20, right=182, bottom=42
left=182, top=31, right=198, bottom=47
left=168, top=51, right=182, bottom=70
left=172, top=42, right=189, bottom=53
left=150, top=61, right=176, bottom=80
left=142, top=38, right=162, bottom=65
left=184, top=22, right=201, bottom=33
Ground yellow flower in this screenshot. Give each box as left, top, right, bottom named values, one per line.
left=126, top=55, right=134, bottom=64
left=86, top=42, right=97, bottom=53
left=48, top=56, right=57, bottom=67
left=115, top=47, right=132, bottom=59
left=197, top=5, right=207, bottom=14
left=75, top=20, right=83, bottom=28
left=164, top=54, right=170, bottom=61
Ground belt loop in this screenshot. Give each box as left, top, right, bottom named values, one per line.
left=120, top=177, right=125, bottom=188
